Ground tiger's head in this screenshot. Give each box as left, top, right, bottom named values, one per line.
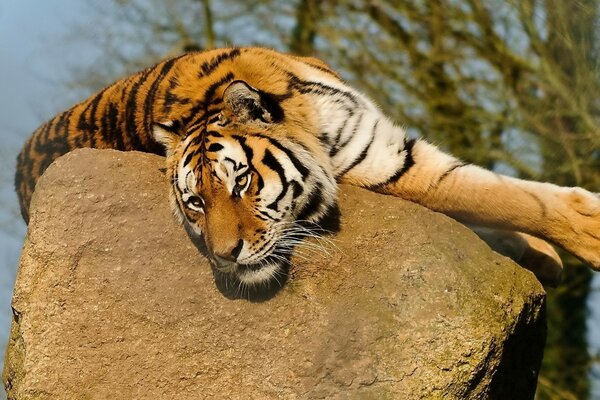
left=153, top=80, right=337, bottom=287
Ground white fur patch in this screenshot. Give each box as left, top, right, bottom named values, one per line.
left=237, top=262, right=281, bottom=285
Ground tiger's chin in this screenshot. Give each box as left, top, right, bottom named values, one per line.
left=235, top=262, right=283, bottom=285
left=211, top=256, right=287, bottom=286
left=210, top=258, right=289, bottom=301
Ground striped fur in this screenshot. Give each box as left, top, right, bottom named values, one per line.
left=16, top=47, right=600, bottom=286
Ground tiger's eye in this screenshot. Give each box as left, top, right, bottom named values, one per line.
left=236, top=175, right=248, bottom=187
left=186, top=195, right=205, bottom=211
left=190, top=197, right=203, bottom=207
left=232, top=173, right=251, bottom=198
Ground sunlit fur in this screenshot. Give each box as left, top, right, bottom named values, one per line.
left=15, top=47, right=600, bottom=288
left=153, top=81, right=337, bottom=284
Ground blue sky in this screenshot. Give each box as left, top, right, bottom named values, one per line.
left=1, top=2, right=83, bottom=138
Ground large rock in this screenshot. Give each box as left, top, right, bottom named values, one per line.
left=3, top=149, right=546, bottom=399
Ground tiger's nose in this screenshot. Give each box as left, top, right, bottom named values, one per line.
left=213, top=239, right=244, bottom=264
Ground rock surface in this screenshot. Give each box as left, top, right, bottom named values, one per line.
left=3, top=149, right=546, bottom=399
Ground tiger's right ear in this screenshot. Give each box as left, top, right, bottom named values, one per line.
left=223, top=80, right=283, bottom=124
left=152, top=121, right=182, bottom=157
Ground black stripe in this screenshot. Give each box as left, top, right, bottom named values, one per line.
left=207, top=98, right=225, bottom=109
left=233, top=135, right=254, bottom=163
left=256, top=173, right=264, bottom=195
left=232, top=135, right=257, bottom=190
left=318, top=132, right=332, bottom=148
left=522, top=188, right=548, bottom=218
left=290, top=180, right=304, bottom=199
left=185, top=117, right=205, bottom=134
left=99, top=102, right=110, bottom=148
left=63, top=111, right=76, bottom=153
left=125, top=70, right=151, bottom=150
left=436, top=161, right=468, bottom=186
left=181, top=108, right=206, bottom=130
left=100, top=101, right=122, bottom=149
left=255, top=214, right=270, bottom=222
left=335, top=120, right=379, bottom=178
left=287, top=74, right=359, bottom=106
left=145, top=57, right=178, bottom=128
left=255, top=239, right=280, bottom=259
left=107, top=102, right=125, bottom=150
left=37, top=155, right=55, bottom=180
left=163, top=82, right=191, bottom=114
left=296, top=183, right=324, bottom=222
left=331, top=113, right=363, bottom=157
left=206, top=130, right=224, bottom=138
left=15, top=143, right=30, bottom=196
left=206, top=109, right=221, bottom=120
left=328, top=109, right=354, bottom=156
left=183, top=129, right=205, bottom=154
left=262, top=149, right=289, bottom=211
left=207, top=143, right=224, bottom=152
left=35, top=112, right=71, bottom=155
left=61, top=110, right=74, bottom=147
left=223, top=157, right=237, bottom=170
left=204, top=72, right=235, bottom=103
left=256, top=89, right=285, bottom=123
left=253, top=133, right=310, bottom=179
left=198, top=49, right=241, bottom=78
left=258, top=209, right=280, bottom=222
left=39, top=117, right=55, bottom=146
left=72, top=129, right=86, bottom=149
left=367, top=138, right=417, bottom=190
left=207, top=114, right=220, bottom=124
left=77, top=88, right=107, bottom=141
left=183, top=153, right=194, bottom=167
left=33, top=112, right=72, bottom=181
left=181, top=136, right=197, bottom=158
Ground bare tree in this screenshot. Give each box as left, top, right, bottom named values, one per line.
left=59, top=1, right=600, bottom=397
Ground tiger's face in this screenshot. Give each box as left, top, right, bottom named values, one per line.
left=153, top=81, right=337, bottom=287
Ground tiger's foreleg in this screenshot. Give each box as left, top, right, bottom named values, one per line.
left=334, top=121, right=600, bottom=270
left=306, top=80, right=598, bottom=270
left=340, top=135, right=600, bottom=270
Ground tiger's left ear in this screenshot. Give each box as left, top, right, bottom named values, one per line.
left=152, top=121, right=182, bottom=157
left=222, top=80, right=283, bottom=124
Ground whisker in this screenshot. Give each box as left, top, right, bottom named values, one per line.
left=278, top=238, right=333, bottom=256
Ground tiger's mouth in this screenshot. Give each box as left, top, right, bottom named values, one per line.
left=210, top=254, right=286, bottom=285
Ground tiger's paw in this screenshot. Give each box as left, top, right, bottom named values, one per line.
left=559, top=188, right=600, bottom=270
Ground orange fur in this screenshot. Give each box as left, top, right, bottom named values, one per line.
left=15, top=47, right=337, bottom=223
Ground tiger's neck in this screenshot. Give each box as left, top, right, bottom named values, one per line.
left=304, top=79, right=410, bottom=183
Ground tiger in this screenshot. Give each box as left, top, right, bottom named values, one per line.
left=15, top=47, right=600, bottom=288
